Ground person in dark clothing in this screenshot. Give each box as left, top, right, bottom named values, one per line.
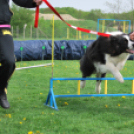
left=0, top=0, right=42, bottom=109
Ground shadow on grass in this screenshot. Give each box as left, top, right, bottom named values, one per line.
left=56, top=97, right=134, bottom=118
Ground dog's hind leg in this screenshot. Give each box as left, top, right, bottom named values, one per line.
left=95, top=73, right=101, bottom=94
left=95, top=73, right=106, bottom=94
left=80, top=76, right=86, bottom=88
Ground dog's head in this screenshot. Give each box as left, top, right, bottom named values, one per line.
left=122, top=34, right=134, bottom=54
left=108, top=32, right=134, bottom=56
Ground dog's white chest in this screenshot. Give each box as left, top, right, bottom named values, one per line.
left=94, top=62, right=108, bottom=73
left=93, top=53, right=129, bottom=74
left=106, top=53, right=129, bottom=66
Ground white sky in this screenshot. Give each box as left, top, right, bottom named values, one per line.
left=40, top=0, right=108, bottom=12
left=10, top=0, right=109, bottom=12
left=10, top=0, right=131, bottom=13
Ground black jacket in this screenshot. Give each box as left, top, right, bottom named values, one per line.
left=0, top=0, right=36, bottom=24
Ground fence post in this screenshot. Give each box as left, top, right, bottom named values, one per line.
left=67, top=28, right=69, bottom=39
left=36, top=28, right=39, bottom=39
left=23, top=24, right=27, bottom=39
left=17, top=26, right=19, bottom=39
left=30, top=25, right=32, bottom=39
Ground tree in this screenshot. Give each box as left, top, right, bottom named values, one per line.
left=105, top=0, right=123, bottom=19
left=128, top=0, right=134, bottom=31
left=10, top=4, right=34, bottom=30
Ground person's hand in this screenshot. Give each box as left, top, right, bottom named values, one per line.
left=33, top=0, right=43, bottom=6
left=130, top=32, right=134, bottom=41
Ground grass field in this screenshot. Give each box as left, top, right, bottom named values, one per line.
left=1, top=60, right=134, bottom=134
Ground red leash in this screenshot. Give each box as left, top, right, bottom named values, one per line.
left=34, top=0, right=110, bottom=38
left=34, top=5, right=39, bottom=28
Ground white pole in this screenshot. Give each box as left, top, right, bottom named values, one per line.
left=23, top=24, right=27, bottom=39
left=16, top=63, right=53, bottom=70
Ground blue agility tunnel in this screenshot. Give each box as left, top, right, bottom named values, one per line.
left=14, top=40, right=134, bottom=61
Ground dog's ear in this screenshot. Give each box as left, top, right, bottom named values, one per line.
left=110, top=35, right=118, bottom=42
left=109, top=35, right=121, bottom=56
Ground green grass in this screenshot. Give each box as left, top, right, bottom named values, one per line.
left=1, top=60, right=134, bottom=134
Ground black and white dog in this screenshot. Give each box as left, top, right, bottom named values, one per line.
left=80, top=31, right=134, bottom=94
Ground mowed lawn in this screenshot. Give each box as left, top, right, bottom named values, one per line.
left=0, top=60, right=134, bottom=134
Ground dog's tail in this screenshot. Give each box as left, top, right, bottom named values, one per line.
left=80, top=80, right=86, bottom=88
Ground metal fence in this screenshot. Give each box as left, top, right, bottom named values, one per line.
left=12, top=19, right=131, bottom=41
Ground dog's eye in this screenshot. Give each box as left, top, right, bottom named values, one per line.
left=119, top=38, right=128, bottom=44
left=121, top=39, right=128, bottom=44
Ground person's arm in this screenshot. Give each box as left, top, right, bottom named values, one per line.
left=129, top=32, right=134, bottom=41
left=12, top=0, right=37, bottom=8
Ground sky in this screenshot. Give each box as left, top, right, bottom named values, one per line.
left=10, top=0, right=132, bottom=13
left=40, top=0, right=108, bottom=12
left=10, top=0, right=110, bottom=12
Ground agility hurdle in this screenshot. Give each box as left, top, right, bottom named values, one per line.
left=45, top=77, right=134, bottom=110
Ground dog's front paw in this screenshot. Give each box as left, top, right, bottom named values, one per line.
left=114, top=73, right=124, bottom=83
left=119, top=78, right=124, bottom=83
left=117, top=76, right=124, bottom=83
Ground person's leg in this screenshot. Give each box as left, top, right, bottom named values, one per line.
left=0, top=28, right=15, bottom=109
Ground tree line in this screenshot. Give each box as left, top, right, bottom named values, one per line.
left=40, top=7, right=133, bottom=22
left=11, top=5, right=134, bottom=28
left=10, top=2, right=134, bottom=39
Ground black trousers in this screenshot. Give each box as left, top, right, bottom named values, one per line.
left=0, top=28, right=15, bottom=94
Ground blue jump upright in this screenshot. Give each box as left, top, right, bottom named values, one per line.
left=45, top=77, right=134, bottom=110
